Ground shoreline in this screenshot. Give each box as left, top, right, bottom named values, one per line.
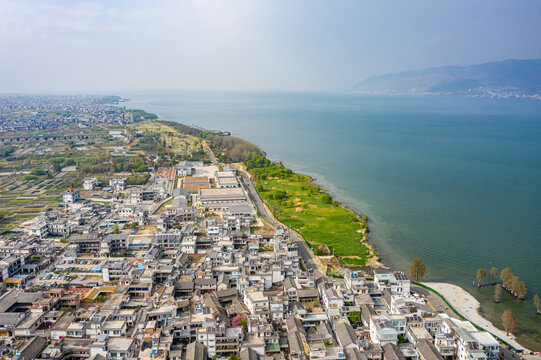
left=270, top=166, right=385, bottom=267
left=300, top=167, right=534, bottom=351
left=135, top=110, right=535, bottom=351
left=423, top=282, right=529, bottom=352
left=253, top=155, right=531, bottom=350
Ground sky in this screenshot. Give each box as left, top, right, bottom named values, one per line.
left=1, top=0, right=540, bottom=93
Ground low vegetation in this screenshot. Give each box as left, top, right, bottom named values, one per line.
left=245, top=155, right=372, bottom=266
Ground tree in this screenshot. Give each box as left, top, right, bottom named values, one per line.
left=494, top=284, right=502, bottom=303
left=476, top=268, right=487, bottom=287
left=94, top=295, right=108, bottom=303
left=408, top=258, right=427, bottom=281
left=231, top=315, right=246, bottom=327
left=510, top=276, right=520, bottom=296
left=317, top=243, right=330, bottom=256
left=516, top=281, right=527, bottom=299
left=490, top=267, right=499, bottom=284
left=501, top=309, right=516, bottom=336
left=229, top=355, right=240, bottom=360
left=534, top=294, right=541, bottom=314
left=271, top=190, right=286, bottom=200
left=500, top=268, right=512, bottom=289
left=113, top=225, right=120, bottom=234
left=30, top=167, right=45, bottom=176
left=397, top=335, right=409, bottom=344
left=348, top=311, right=362, bottom=326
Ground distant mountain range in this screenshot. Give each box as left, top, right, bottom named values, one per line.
left=353, top=59, right=541, bottom=99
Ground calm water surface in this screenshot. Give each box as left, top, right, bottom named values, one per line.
left=121, top=91, right=541, bottom=349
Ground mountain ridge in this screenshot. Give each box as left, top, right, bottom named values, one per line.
left=353, top=59, right=541, bottom=98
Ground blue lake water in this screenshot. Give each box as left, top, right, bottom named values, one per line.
left=120, top=90, right=541, bottom=348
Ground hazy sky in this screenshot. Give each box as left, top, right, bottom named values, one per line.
left=1, top=0, right=540, bottom=92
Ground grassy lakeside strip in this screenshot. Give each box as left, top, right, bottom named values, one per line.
left=413, top=282, right=518, bottom=351
left=245, top=156, right=377, bottom=267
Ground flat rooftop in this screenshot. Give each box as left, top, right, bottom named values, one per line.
left=184, top=176, right=209, bottom=184
left=217, top=177, right=239, bottom=185
left=184, top=183, right=211, bottom=191
left=199, top=187, right=246, bottom=201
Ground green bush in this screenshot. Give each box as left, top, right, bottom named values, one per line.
left=321, top=193, right=332, bottom=204
left=271, top=190, right=287, bottom=200
left=94, top=295, right=108, bottom=303
left=30, top=168, right=45, bottom=176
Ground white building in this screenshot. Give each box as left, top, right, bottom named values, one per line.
left=374, top=270, right=411, bottom=295
left=322, top=287, right=345, bottom=317
left=244, top=291, right=269, bottom=315
left=455, top=327, right=488, bottom=360
left=471, top=331, right=500, bottom=360
left=180, top=236, right=197, bottom=254
left=199, top=187, right=247, bottom=205
left=178, top=166, right=194, bottom=177
left=83, top=177, right=98, bottom=191
left=26, top=221, right=49, bottom=237
left=344, top=270, right=366, bottom=294
left=214, top=171, right=240, bottom=188
left=63, top=189, right=80, bottom=204
left=110, top=177, right=128, bottom=191
left=369, top=318, right=398, bottom=345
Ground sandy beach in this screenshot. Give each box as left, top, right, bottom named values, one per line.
left=423, top=282, right=529, bottom=352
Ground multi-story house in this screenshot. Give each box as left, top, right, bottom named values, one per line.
left=374, top=270, right=411, bottom=296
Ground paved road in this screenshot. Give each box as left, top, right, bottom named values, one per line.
left=411, top=285, right=458, bottom=319
left=239, top=170, right=323, bottom=277
left=27, top=252, right=64, bottom=288
left=239, top=171, right=277, bottom=226
left=206, top=147, right=218, bottom=165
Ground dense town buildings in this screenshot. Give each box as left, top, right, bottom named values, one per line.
left=0, top=160, right=508, bottom=360
left=0, top=97, right=525, bottom=359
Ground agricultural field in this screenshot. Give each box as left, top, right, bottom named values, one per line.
left=0, top=122, right=155, bottom=233
left=0, top=174, right=65, bottom=232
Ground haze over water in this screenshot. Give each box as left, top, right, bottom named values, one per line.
left=122, top=90, right=541, bottom=349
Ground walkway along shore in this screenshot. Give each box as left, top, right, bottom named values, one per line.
left=212, top=145, right=532, bottom=353
left=422, top=282, right=529, bottom=352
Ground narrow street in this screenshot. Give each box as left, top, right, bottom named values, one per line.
left=239, top=169, right=323, bottom=277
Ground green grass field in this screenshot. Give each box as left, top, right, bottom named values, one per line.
left=246, top=156, right=371, bottom=266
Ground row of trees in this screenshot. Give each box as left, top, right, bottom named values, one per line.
left=476, top=267, right=528, bottom=300
left=475, top=267, right=500, bottom=286
left=207, top=134, right=262, bottom=162
left=500, top=268, right=527, bottom=299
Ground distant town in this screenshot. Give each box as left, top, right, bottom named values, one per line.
left=0, top=95, right=533, bottom=360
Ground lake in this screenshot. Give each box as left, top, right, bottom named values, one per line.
left=121, top=90, right=541, bottom=349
